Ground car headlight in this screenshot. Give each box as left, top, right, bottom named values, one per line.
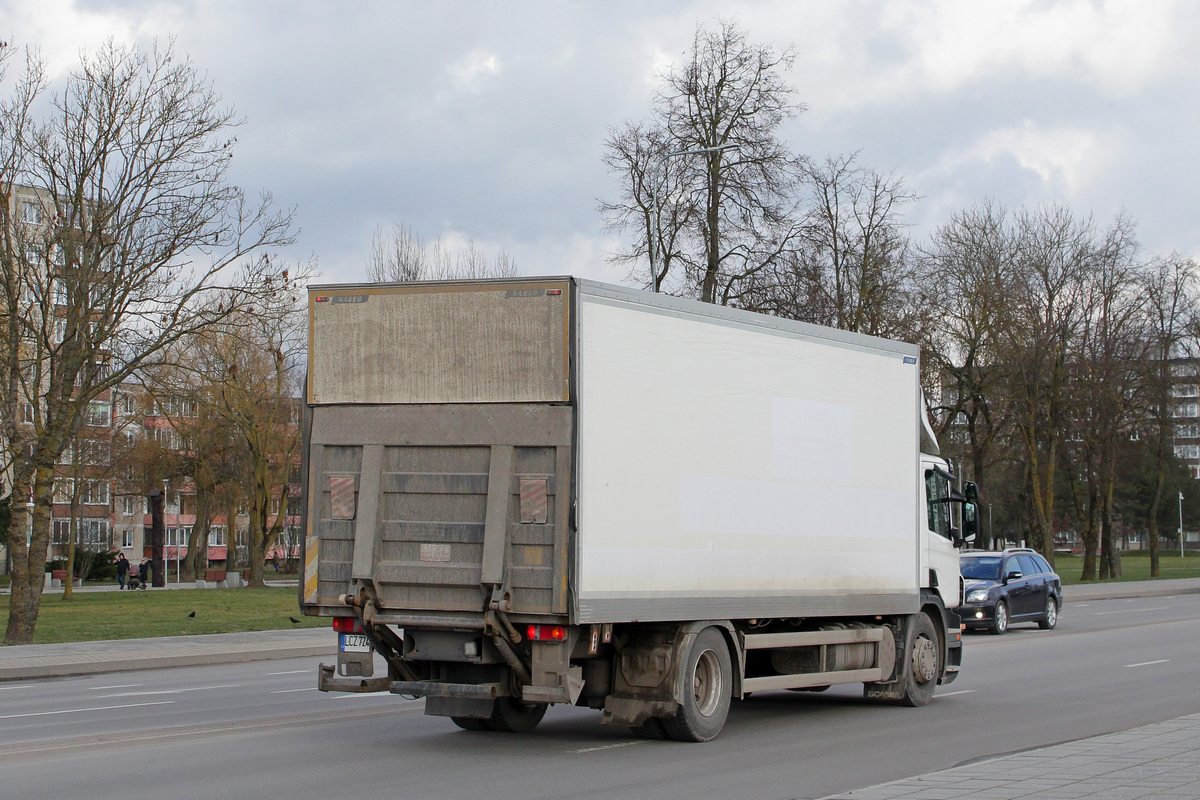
left=966, top=589, right=990, bottom=603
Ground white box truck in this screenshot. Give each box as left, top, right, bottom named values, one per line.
left=302, top=277, right=977, bottom=741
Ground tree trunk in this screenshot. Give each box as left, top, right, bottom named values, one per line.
left=183, top=486, right=211, bottom=582
left=223, top=497, right=240, bottom=575
left=4, top=465, right=55, bottom=644
left=1099, top=471, right=1121, bottom=580
left=1148, top=466, right=1163, bottom=578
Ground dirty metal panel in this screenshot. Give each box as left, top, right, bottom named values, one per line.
left=310, top=442, right=362, bottom=606
left=306, top=404, right=572, bottom=617
left=308, top=280, right=570, bottom=405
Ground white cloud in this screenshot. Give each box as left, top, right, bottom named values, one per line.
left=789, top=0, right=1184, bottom=114
left=447, top=47, right=501, bottom=92
left=926, top=122, right=1114, bottom=198
left=0, top=0, right=185, bottom=76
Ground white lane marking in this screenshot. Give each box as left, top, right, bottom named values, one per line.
left=0, top=685, right=37, bottom=692
left=271, top=687, right=319, bottom=694
left=572, top=741, right=648, bottom=754
left=268, top=670, right=309, bottom=676
left=937, top=690, right=978, bottom=697
left=1125, top=659, right=1170, bottom=668
left=329, top=693, right=395, bottom=700
left=93, top=684, right=240, bottom=699
left=0, top=701, right=175, bottom=720
left=90, top=684, right=141, bottom=691
left=1096, top=607, right=1169, bottom=616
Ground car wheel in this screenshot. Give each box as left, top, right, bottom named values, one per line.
left=1038, top=596, right=1058, bottom=630
left=989, top=601, right=1009, bottom=635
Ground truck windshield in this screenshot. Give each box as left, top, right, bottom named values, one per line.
left=961, top=556, right=1002, bottom=581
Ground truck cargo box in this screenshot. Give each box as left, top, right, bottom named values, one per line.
left=302, top=277, right=923, bottom=627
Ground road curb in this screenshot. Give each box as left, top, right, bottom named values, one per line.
left=1063, top=578, right=1200, bottom=602
left=0, top=644, right=332, bottom=681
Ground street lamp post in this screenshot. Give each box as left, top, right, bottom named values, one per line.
left=648, top=143, right=739, bottom=292
left=1179, top=491, right=1185, bottom=558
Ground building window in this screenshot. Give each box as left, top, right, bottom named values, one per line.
left=121, top=496, right=145, bottom=515
left=208, top=526, right=225, bottom=546
left=79, top=480, right=110, bottom=505
left=86, top=401, right=111, bottom=427
left=122, top=529, right=134, bottom=548
left=1178, top=424, right=1200, bottom=439
left=1176, top=385, right=1200, bottom=398
left=21, top=200, right=42, bottom=225
left=1174, top=445, right=1200, bottom=460
left=1176, top=403, right=1199, bottom=418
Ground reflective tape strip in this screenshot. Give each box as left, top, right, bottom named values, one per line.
left=329, top=475, right=356, bottom=519
left=520, top=479, right=548, bottom=524
left=304, top=535, right=320, bottom=603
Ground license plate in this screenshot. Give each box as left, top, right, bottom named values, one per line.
left=340, top=633, right=371, bottom=653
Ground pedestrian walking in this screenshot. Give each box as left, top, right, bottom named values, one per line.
left=139, top=557, right=153, bottom=589
left=115, top=553, right=130, bottom=590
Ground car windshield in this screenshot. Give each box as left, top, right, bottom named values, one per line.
left=961, top=556, right=1002, bottom=581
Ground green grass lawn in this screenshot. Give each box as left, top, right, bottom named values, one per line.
left=1054, top=552, right=1200, bottom=585
left=0, top=586, right=327, bottom=644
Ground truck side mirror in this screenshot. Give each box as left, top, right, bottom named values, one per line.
left=958, top=500, right=979, bottom=546
left=964, top=482, right=979, bottom=502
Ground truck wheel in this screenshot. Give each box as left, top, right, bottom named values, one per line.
left=629, top=717, right=670, bottom=739
left=662, top=627, right=732, bottom=742
left=486, top=698, right=547, bottom=733
left=1038, top=597, right=1058, bottom=630
left=989, top=601, right=1009, bottom=635
left=450, top=716, right=491, bottom=731
left=899, top=613, right=941, bottom=708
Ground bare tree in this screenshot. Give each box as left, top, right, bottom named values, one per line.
left=992, top=206, right=1137, bottom=567
left=1142, top=256, right=1199, bottom=576
left=366, top=222, right=519, bottom=282
left=796, top=153, right=919, bottom=337
left=0, top=40, right=295, bottom=644
left=601, top=18, right=806, bottom=304
left=920, top=201, right=1013, bottom=547
left=176, top=266, right=310, bottom=587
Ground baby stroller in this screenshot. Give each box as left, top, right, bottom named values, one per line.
left=127, top=564, right=143, bottom=590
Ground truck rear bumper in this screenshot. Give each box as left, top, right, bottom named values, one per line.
left=317, top=664, right=390, bottom=693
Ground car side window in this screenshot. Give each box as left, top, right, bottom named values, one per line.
left=1018, top=554, right=1040, bottom=575
left=1032, top=554, right=1053, bottom=575
left=1004, top=557, right=1021, bottom=578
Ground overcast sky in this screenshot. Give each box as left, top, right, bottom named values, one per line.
left=6, top=0, right=1199, bottom=288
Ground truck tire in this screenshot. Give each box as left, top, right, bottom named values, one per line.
left=989, top=600, right=1009, bottom=635
left=629, top=717, right=670, bottom=739
left=1038, top=597, right=1058, bottom=630
left=450, top=716, right=491, bottom=731
left=899, top=613, right=941, bottom=708
left=486, top=698, right=547, bottom=733
left=662, top=627, right=732, bottom=742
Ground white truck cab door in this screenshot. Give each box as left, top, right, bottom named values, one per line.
left=921, top=460, right=962, bottom=608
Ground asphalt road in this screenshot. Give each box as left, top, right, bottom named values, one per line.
left=1, top=593, right=1198, bottom=800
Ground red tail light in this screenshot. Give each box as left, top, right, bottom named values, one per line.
left=526, top=624, right=566, bottom=642
left=332, top=617, right=361, bottom=633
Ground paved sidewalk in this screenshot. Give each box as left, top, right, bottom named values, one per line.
left=1063, top=576, right=1200, bottom=602
left=0, top=627, right=332, bottom=681
left=819, top=713, right=1200, bottom=800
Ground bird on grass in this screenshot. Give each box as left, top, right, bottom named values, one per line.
left=289, top=617, right=301, bottom=624
left=187, top=611, right=196, bottom=618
